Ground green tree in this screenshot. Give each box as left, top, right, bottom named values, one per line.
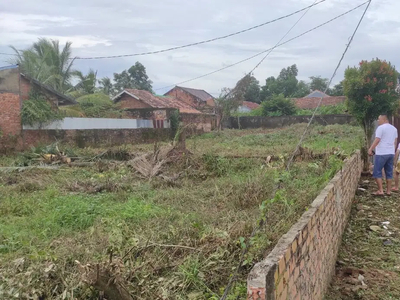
left=261, top=94, right=297, bottom=116
left=260, top=76, right=279, bottom=101
left=329, top=81, right=344, bottom=96
left=260, top=64, right=300, bottom=100
left=113, top=62, right=153, bottom=93
left=216, top=75, right=252, bottom=130
left=277, top=64, right=299, bottom=97
left=344, top=58, right=399, bottom=169
left=10, top=38, right=76, bottom=93
left=70, top=69, right=98, bottom=97
left=293, top=80, right=310, bottom=98
left=244, top=76, right=261, bottom=103
left=98, top=77, right=114, bottom=96
left=309, top=76, right=329, bottom=92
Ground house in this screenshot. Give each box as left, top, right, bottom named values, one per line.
left=237, top=101, right=260, bottom=113
left=0, top=65, right=76, bottom=137
left=113, top=89, right=202, bottom=114
left=293, top=90, right=346, bottom=110
left=113, top=89, right=216, bottom=132
left=164, top=86, right=215, bottom=113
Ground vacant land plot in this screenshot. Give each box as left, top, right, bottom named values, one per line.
left=0, top=124, right=362, bottom=299
left=326, top=178, right=400, bottom=300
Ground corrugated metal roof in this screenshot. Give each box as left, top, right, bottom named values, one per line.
left=122, top=89, right=202, bottom=114
left=21, top=74, right=77, bottom=105
left=306, top=90, right=330, bottom=98
left=176, top=86, right=215, bottom=102
left=0, top=65, right=19, bottom=71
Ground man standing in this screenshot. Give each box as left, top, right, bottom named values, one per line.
left=368, top=115, right=398, bottom=196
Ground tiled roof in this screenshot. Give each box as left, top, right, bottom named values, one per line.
left=115, top=89, right=202, bottom=114
left=242, top=101, right=260, bottom=110
left=305, top=90, right=330, bottom=98
left=293, top=96, right=346, bottom=109
left=176, top=86, right=215, bottom=102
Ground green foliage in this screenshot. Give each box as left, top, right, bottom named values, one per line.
left=261, top=94, right=297, bottom=116
left=345, top=59, right=399, bottom=125
left=76, top=93, right=125, bottom=118
left=10, top=38, right=75, bottom=93
left=70, top=69, right=98, bottom=97
left=169, top=110, right=180, bottom=137
left=113, top=62, right=153, bottom=94
left=329, top=81, right=344, bottom=96
left=244, top=76, right=261, bottom=103
left=344, top=58, right=399, bottom=159
left=260, top=65, right=299, bottom=100
left=21, top=92, right=63, bottom=126
left=296, top=102, right=347, bottom=115
left=309, top=76, right=329, bottom=92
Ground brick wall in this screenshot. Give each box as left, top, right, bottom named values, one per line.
left=226, top=115, right=355, bottom=129
left=247, top=152, right=362, bottom=300
left=118, top=94, right=151, bottom=109
left=20, top=76, right=31, bottom=101
left=181, top=113, right=217, bottom=133
left=166, top=88, right=201, bottom=109
left=23, top=128, right=172, bottom=149
left=0, top=93, right=22, bottom=136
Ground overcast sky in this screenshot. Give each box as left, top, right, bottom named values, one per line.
left=0, top=0, right=398, bottom=96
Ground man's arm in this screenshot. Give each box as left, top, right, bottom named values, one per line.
left=368, top=137, right=381, bottom=156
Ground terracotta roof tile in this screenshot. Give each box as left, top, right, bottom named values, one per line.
left=242, top=101, right=260, bottom=110
left=121, top=89, right=202, bottom=114
left=293, top=96, right=346, bottom=109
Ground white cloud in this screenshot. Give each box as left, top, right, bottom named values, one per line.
left=0, top=0, right=399, bottom=93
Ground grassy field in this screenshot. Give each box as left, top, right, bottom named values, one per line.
left=0, top=124, right=363, bottom=300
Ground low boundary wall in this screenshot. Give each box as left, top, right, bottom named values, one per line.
left=23, top=128, right=172, bottom=148
left=226, top=115, right=355, bottom=129
left=247, top=151, right=362, bottom=300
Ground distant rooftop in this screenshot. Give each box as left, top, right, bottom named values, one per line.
left=166, top=86, right=215, bottom=102
left=305, top=90, right=330, bottom=98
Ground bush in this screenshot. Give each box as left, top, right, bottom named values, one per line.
left=261, top=94, right=297, bottom=116
left=76, top=93, right=125, bottom=118
left=21, top=93, right=63, bottom=126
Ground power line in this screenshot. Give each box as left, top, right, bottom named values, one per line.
left=219, top=3, right=318, bottom=299
left=155, top=1, right=369, bottom=91
left=71, top=0, right=327, bottom=60
left=250, top=0, right=318, bottom=75
left=286, top=0, right=372, bottom=170
left=219, top=1, right=372, bottom=299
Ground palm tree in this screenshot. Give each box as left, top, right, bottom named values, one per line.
left=10, top=38, right=76, bottom=93
left=98, top=77, right=114, bottom=96
left=70, top=69, right=98, bottom=97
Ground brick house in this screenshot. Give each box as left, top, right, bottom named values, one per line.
left=293, top=90, right=346, bottom=110
left=164, top=86, right=215, bottom=113
left=113, top=89, right=216, bottom=132
left=0, top=65, right=76, bottom=137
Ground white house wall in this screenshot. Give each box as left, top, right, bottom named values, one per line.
left=23, top=117, right=170, bottom=130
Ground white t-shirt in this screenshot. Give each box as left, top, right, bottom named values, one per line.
left=375, top=123, right=398, bottom=155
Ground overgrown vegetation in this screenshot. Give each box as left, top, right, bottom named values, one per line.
left=21, top=90, right=64, bottom=126
left=0, top=125, right=363, bottom=299
left=60, top=93, right=126, bottom=118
